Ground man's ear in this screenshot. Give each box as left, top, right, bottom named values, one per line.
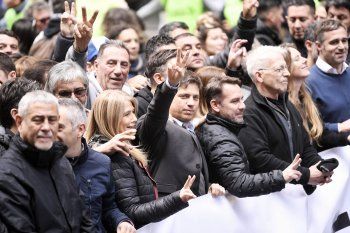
left=255, top=71, right=264, bottom=83
left=153, top=73, right=164, bottom=85
left=10, top=108, right=18, bottom=122
left=8, top=71, right=16, bottom=80
left=14, top=113, right=22, bottom=131
left=94, top=59, right=99, bottom=70
left=316, top=41, right=322, bottom=53
left=305, top=40, right=313, bottom=51
left=77, top=123, right=86, bottom=138
left=209, top=99, right=220, bottom=113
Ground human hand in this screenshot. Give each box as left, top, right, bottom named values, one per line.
left=116, top=221, right=136, bottom=233
left=242, top=0, right=259, bottom=20
left=167, top=49, right=190, bottom=86
left=227, top=39, right=247, bottom=70
left=73, top=6, right=99, bottom=52
left=338, top=119, right=350, bottom=133
left=180, top=175, right=197, bottom=202
left=208, top=183, right=225, bottom=197
left=127, top=75, right=149, bottom=92
left=282, top=154, right=302, bottom=183
left=60, top=1, right=76, bottom=38
left=94, top=129, right=136, bottom=156
left=308, top=161, right=333, bottom=186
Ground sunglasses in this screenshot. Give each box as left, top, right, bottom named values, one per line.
left=57, top=88, right=87, bottom=98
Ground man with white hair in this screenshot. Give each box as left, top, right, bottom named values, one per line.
left=0, top=91, right=93, bottom=232
left=238, top=46, right=331, bottom=194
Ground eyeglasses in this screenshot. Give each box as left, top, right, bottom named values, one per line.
left=259, top=65, right=289, bottom=74
left=57, top=88, right=87, bottom=98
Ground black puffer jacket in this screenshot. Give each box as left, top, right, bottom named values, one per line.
left=89, top=135, right=188, bottom=229
left=197, top=114, right=285, bottom=197
left=0, top=135, right=93, bottom=232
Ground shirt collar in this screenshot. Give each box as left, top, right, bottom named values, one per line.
left=316, top=57, right=348, bottom=75
left=172, top=117, right=195, bottom=132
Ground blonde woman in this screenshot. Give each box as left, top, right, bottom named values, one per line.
left=85, top=90, right=197, bottom=229
left=283, top=45, right=350, bottom=151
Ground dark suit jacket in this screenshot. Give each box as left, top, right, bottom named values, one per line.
left=137, top=82, right=209, bottom=197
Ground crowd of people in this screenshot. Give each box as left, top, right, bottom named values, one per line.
left=0, top=0, right=349, bottom=232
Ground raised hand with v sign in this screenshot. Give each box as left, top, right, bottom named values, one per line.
left=73, top=6, right=99, bottom=53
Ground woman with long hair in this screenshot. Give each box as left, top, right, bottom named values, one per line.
left=282, top=45, right=350, bottom=151
left=85, top=90, right=200, bottom=229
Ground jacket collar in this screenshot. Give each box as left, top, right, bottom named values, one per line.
left=67, top=138, right=89, bottom=167
left=206, top=113, right=246, bottom=134
left=251, top=85, right=289, bottom=108
left=11, top=135, right=67, bottom=168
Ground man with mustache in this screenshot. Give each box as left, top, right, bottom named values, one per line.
left=238, top=46, right=331, bottom=195
left=306, top=19, right=350, bottom=135
left=0, top=91, right=93, bottom=232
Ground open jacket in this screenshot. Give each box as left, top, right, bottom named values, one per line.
left=70, top=138, right=130, bottom=233
left=197, top=114, right=285, bottom=197
left=0, top=135, right=93, bottom=232
left=238, top=86, right=322, bottom=194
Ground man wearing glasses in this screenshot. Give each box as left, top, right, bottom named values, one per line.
left=45, top=60, right=88, bottom=106
left=238, top=46, right=331, bottom=195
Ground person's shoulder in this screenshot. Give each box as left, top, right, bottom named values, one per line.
left=87, top=148, right=111, bottom=167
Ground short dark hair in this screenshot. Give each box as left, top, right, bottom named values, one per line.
left=23, top=59, right=58, bottom=88
left=258, top=0, right=282, bottom=18
left=145, top=34, right=175, bottom=61
left=284, top=0, right=316, bottom=14
left=0, top=53, right=16, bottom=76
left=145, top=49, right=177, bottom=83
left=179, top=70, right=203, bottom=90
left=0, top=78, right=41, bottom=128
left=0, top=29, right=19, bottom=42
left=205, top=76, right=242, bottom=112
left=325, top=0, right=350, bottom=12
left=316, top=19, right=347, bottom=43
left=159, top=21, right=189, bottom=37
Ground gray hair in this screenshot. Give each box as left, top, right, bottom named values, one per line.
left=97, top=39, right=130, bottom=58
left=58, top=98, right=87, bottom=128
left=246, top=46, right=286, bottom=82
left=18, top=90, right=58, bottom=117
left=45, top=61, right=89, bottom=94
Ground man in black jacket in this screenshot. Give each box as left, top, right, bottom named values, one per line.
left=0, top=90, right=93, bottom=232
left=197, top=76, right=302, bottom=197
left=238, top=46, right=332, bottom=194
left=0, top=78, right=41, bottom=156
